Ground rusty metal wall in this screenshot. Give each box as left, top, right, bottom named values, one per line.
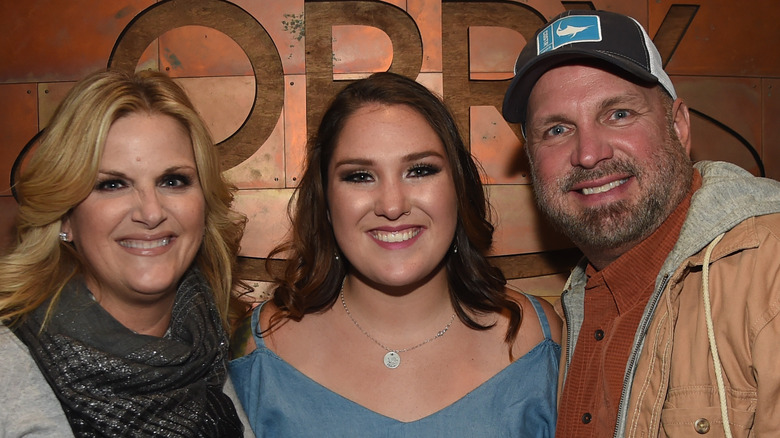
left=2, top=0, right=778, bottom=299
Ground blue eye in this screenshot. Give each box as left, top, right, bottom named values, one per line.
left=547, top=125, right=567, bottom=136
left=161, top=174, right=191, bottom=188
left=612, top=109, right=630, bottom=120
left=95, top=179, right=126, bottom=191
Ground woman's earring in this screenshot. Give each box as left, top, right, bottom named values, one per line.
left=59, top=232, right=69, bottom=242
left=452, top=242, right=458, bottom=254
left=334, top=251, right=340, bottom=261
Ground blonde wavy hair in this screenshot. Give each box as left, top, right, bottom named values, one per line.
left=0, top=69, right=247, bottom=330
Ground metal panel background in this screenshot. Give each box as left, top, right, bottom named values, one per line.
left=650, top=0, right=780, bottom=77
left=2, top=0, right=778, bottom=301
left=0, top=1, right=156, bottom=82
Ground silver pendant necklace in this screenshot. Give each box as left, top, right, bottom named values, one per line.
left=340, top=289, right=456, bottom=369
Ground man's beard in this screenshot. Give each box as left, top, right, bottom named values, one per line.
left=531, top=128, right=693, bottom=252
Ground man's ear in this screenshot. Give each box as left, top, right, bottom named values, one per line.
left=672, top=98, right=692, bottom=156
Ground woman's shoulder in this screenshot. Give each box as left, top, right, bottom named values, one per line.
left=230, top=311, right=256, bottom=360
left=503, top=287, right=562, bottom=345
left=229, top=298, right=337, bottom=371
left=0, top=325, right=75, bottom=437
left=230, top=300, right=271, bottom=359
left=0, top=324, right=31, bottom=362
left=230, top=300, right=289, bottom=360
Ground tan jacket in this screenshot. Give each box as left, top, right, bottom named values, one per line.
left=557, top=161, right=780, bottom=437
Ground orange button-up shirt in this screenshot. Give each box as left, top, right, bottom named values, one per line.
left=556, top=171, right=702, bottom=437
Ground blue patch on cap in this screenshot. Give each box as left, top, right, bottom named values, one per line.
left=537, top=15, right=602, bottom=54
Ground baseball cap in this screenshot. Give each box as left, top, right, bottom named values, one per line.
left=502, top=9, right=676, bottom=125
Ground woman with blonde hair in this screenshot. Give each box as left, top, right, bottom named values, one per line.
left=0, top=69, right=253, bottom=437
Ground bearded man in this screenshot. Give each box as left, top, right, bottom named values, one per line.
left=503, top=9, right=780, bottom=438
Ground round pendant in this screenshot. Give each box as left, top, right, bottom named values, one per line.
left=383, top=351, right=401, bottom=369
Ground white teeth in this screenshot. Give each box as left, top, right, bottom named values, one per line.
left=581, top=178, right=628, bottom=195
left=120, top=238, right=170, bottom=249
left=372, top=229, right=420, bottom=243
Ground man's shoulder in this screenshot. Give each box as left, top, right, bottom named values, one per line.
left=752, top=211, right=780, bottom=230
left=726, top=212, right=780, bottom=248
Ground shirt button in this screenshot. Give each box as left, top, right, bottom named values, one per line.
left=581, top=412, right=592, bottom=424
left=694, top=418, right=710, bottom=434
left=594, top=329, right=605, bottom=341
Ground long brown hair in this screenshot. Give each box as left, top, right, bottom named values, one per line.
left=268, top=72, right=522, bottom=345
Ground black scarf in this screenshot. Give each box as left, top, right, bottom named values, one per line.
left=13, top=269, right=243, bottom=437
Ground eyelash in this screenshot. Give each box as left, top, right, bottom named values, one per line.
left=612, top=109, right=630, bottom=119
left=407, top=163, right=440, bottom=178
left=94, top=174, right=192, bottom=191
left=341, top=170, right=373, bottom=183
left=546, top=125, right=567, bottom=137
left=95, top=179, right=126, bottom=191
left=161, top=174, right=192, bottom=187
left=341, top=163, right=441, bottom=183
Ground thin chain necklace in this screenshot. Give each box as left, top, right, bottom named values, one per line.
left=340, top=289, right=456, bottom=369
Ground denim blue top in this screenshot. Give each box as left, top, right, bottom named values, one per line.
left=230, top=294, right=560, bottom=437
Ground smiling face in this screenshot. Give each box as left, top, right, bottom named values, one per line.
left=62, top=112, right=206, bottom=314
left=326, top=103, right=458, bottom=288
left=524, top=64, right=692, bottom=268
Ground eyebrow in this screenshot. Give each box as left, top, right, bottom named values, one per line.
left=97, top=165, right=197, bottom=177
left=529, top=92, right=649, bottom=132
left=526, top=114, right=568, bottom=140
left=598, top=93, right=646, bottom=112
left=332, top=150, right=445, bottom=168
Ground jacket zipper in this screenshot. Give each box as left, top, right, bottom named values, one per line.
left=560, top=290, right=574, bottom=376
left=612, top=273, right=670, bottom=438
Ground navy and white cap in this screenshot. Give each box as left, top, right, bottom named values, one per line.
left=502, top=10, right=677, bottom=125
